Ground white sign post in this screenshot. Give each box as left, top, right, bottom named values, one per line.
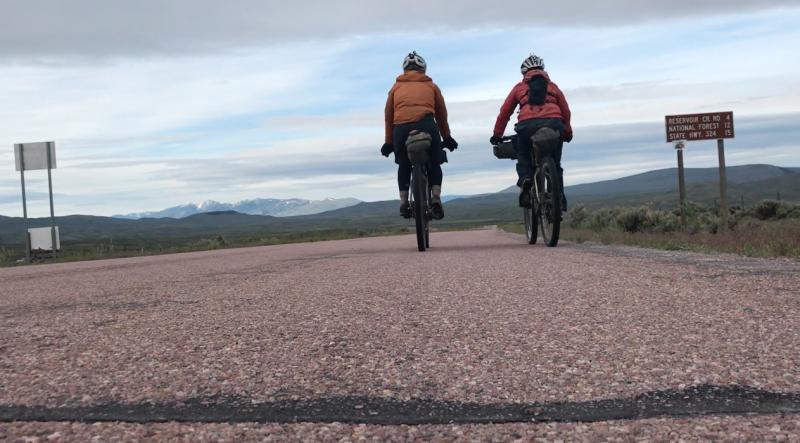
left=13, top=141, right=59, bottom=262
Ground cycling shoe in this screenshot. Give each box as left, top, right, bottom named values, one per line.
left=431, top=200, right=444, bottom=220
left=400, top=202, right=412, bottom=218
left=519, top=179, right=532, bottom=208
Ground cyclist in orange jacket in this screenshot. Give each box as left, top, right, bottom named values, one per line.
left=382, top=51, right=458, bottom=219
left=492, top=54, right=572, bottom=210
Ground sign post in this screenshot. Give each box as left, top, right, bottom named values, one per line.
left=717, top=139, right=728, bottom=227
left=45, top=142, right=57, bottom=259
left=18, top=146, right=31, bottom=263
left=674, top=140, right=687, bottom=229
left=13, top=141, right=59, bottom=262
left=665, top=112, right=735, bottom=228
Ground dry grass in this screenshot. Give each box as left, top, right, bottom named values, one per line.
left=560, top=220, right=800, bottom=259
left=500, top=207, right=800, bottom=260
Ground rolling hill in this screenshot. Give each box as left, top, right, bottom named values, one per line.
left=566, top=164, right=799, bottom=198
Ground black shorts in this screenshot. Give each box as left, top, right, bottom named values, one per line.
left=392, top=114, right=443, bottom=166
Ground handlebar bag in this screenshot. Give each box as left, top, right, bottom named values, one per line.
left=493, top=139, right=518, bottom=160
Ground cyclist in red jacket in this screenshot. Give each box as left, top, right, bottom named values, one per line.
left=491, top=54, right=572, bottom=210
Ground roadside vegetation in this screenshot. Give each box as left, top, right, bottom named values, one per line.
left=0, top=222, right=486, bottom=267
left=503, top=200, right=800, bottom=259
left=0, top=227, right=409, bottom=267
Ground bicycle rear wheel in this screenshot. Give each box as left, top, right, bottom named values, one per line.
left=412, top=165, right=428, bottom=252
left=537, top=157, right=562, bottom=247
left=523, top=203, right=537, bottom=244
left=424, top=212, right=430, bottom=248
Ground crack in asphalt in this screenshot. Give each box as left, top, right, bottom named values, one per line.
left=2, top=385, right=799, bottom=425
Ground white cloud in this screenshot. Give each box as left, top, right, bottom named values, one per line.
left=1, top=0, right=797, bottom=58
left=0, top=43, right=351, bottom=147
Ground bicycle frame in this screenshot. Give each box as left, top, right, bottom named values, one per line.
left=405, top=129, right=435, bottom=251
left=409, top=160, right=432, bottom=251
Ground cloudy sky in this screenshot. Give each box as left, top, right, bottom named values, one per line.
left=1, top=0, right=799, bottom=217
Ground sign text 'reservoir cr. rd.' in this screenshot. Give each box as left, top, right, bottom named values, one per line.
left=665, top=111, right=734, bottom=143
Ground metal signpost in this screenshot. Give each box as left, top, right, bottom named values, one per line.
left=665, top=112, right=735, bottom=227
left=13, top=141, right=58, bottom=262
left=673, top=140, right=688, bottom=228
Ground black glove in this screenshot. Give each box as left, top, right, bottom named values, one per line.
left=490, top=135, right=503, bottom=146
left=562, top=129, right=573, bottom=143
left=442, top=137, right=458, bottom=151
left=380, top=143, right=394, bottom=157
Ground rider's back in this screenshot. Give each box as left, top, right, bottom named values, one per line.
left=496, top=70, right=568, bottom=127
left=388, top=71, right=444, bottom=125
left=515, top=70, right=566, bottom=122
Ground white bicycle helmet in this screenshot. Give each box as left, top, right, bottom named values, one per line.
left=403, top=51, right=427, bottom=73
left=521, top=54, right=545, bottom=74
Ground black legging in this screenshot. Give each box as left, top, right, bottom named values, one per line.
left=392, top=115, right=444, bottom=191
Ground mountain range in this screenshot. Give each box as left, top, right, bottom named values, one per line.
left=113, top=197, right=362, bottom=219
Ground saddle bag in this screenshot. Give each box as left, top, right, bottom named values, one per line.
left=531, top=127, right=560, bottom=160
left=406, top=130, right=432, bottom=163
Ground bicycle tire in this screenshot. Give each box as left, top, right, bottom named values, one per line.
left=523, top=204, right=537, bottom=244
left=424, top=214, right=430, bottom=248
left=538, top=157, right=562, bottom=247
left=412, top=165, right=427, bottom=252
left=424, top=174, right=431, bottom=249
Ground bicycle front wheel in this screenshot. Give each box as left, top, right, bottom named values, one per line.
left=412, top=166, right=428, bottom=252
left=538, top=157, right=562, bottom=247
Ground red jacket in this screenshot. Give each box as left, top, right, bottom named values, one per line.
left=384, top=71, right=451, bottom=144
left=493, top=70, right=572, bottom=140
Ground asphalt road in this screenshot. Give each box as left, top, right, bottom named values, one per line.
left=1, top=228, right=799, bottom=441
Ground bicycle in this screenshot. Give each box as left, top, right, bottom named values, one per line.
left=493, top=128, right=562, bottom=247
left=406, top=131, right=434, bottom=252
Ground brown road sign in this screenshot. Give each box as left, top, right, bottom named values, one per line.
left=665, top=111, right=734, bottom=142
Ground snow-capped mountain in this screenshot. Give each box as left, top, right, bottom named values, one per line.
left=113, top=197, right=361, bottom=219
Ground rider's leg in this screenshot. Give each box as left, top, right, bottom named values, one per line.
left=397, top=165, right=411, bottom=196
left=397, top=164, right=412, bottom=218
left=514, top=123, right=537, bottom=207
left=553, top=135, right=567, bottom=211
left=429, top=164, right=444, bottom=219
left=428, top=164, right=443, bottom=189
left=393, top=124, right=413, bottom=218
left=513, top=120, right=537, bottom=186
left=423, top=117, right=446, bottom=220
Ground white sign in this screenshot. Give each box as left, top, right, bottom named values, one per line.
left=28, top=227, right=60, bottom=251
left=14, top=142, right=57, bottom=171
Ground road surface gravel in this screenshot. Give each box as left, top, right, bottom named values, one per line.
left=1, top=228, right=798, bottom=440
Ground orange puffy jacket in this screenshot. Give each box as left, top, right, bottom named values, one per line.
left=384, top=71, right=451, bottom=144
